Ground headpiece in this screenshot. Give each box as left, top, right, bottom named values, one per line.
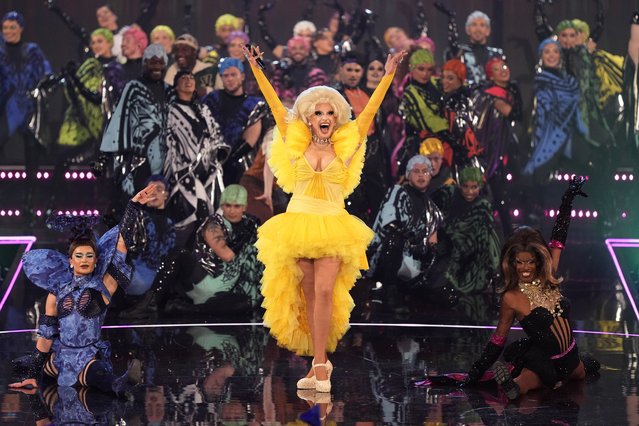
left=419, top=138, right=444, bottom=156
left=409, top=49, right=435, bottom=68
left=150, top=25, right=176, bottom=42
left=175, top=33, right=199, bottom=50
left=458, top=166, right=484, bottom=186
left=225, top=30, right=249, bottom=46
left=124, top=26, right=149, bottom=52
left=91, top=28, right=114, bottom=45
left=442, top=58, right=467, bottom=83
left=572, top=19, right=590, bottom=40
left=215, top=14, right=241, bottom=32
left=220, top=184, right=248, bottom=206
left=293, top=20, right=317, bottom=36
left=555, top=19, right=576, bottom=36
left=2, top=11, right=25, bottom=27
left=415, top=36, right=436, bottom=54
left=485, top=57, right=505, bottom=80
left=406, top=154, right=433, bottom=177
left=143, top=43, right=167, bottom=64
left=218, top=57, right=244, bottom=74
left=537, top=38, right=560, bottom=57
left=466, top=11, right=490, bottom=28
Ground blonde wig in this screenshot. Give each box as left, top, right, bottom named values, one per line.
left=500, top=226, right=562, bottom=293
left=287, top=86, right=352, bottom=127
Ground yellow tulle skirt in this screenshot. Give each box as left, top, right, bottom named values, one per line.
left=256, top=208, right=374, bottom=356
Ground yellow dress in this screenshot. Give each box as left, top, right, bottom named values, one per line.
left=251, top=61, right=395, bottom=355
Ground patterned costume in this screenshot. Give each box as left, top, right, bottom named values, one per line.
left=202, top=90, right=268, bottom=185
left=431, top=185, right=500, bottom=294
left=57, top=57, right=124, bottom=149
left=100, top=78, right=173, bottom=195
left=251, top=61, right=394, bottom=355
left=395, top=80, right=449, bottom=176
left=368, top=184, right=442, bottom=283
left=0, top=36, right=51, bottom=140
left=523, top=68, right=586, bottom=178
left=164, top=99, right=229, bottom=229
left=20, top=226, right=131, bottom=387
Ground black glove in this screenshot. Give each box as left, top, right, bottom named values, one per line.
left=549, top=176, right=587, bottom=249
left=461, top=341, right=503, bottom=386
left=11, top=349, right=48, bottom=385
left=119, top=201, right=146, bottom=253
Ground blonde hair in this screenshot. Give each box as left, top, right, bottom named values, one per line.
left=288, top=86, right=352, bottom=127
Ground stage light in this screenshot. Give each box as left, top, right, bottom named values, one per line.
left=64, top=172, right=71, bottom=179
left=586, top=211, right=591, bottom=218
left=631, top=174, right=635, bottom=181
left=578, top=210, right=583, bottom=217
left=571, top=210, right=576, bottom=218
left=43, top=172, right=49, bottom=179
left=593, top=211, right=598, bottom=218
left=0, top=211, right=5, bottom=216
left=93, top=210, right=99, bottom=215
left=7, top=172, right=13, bottom=179
left=7, top=211, right=12, bottom=216
left=79, top=172, right=85, bottom=179
left=513, top=209, right=520, bottom=217
left=563, top=173, right=570, bottom=180
left=36, top=210, right=42, bottom=217
left=21, top=172, right=26, bottom=179
left=614, top=174, right=620, bottom=181
left=79, top=210, right=84, bottom=215
left=86, top=171, right=93, bottom=179
left=549, top=209, right=555, bottom=218
left=506, top=173, right=512, bottom=181
left=622, top=212, right=628, bottom=219
left=65, top=210, right=70, bottom=215
left=71, top=172, right=78, bottom=179
left=36, top=172, right=42, bottom=179
left=622, top=174, right=627, bottom=181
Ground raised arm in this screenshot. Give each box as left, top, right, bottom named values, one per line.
left=549, top=176, right=588, bottom=272
left=355, top=50, right=407, bottom=139
left=243, top=45, right=288, bottom=132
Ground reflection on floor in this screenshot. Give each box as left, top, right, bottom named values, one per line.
left=1, top=274, right=639, bottom=425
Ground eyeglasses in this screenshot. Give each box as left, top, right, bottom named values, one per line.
left=410, top=168, right=431, bottom=175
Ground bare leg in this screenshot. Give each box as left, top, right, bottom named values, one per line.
left=514, top=368, right=545, bottom=395
left=312, top=256, right=341, bottom=381
left=298, top=258, right=315, bottom=379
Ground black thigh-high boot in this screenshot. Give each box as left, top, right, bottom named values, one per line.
left=84, top=360, right=134, bottom=398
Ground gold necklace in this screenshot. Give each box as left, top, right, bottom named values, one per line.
left=312, top=135, right=333, bottom=146
left=519, top=279, right=563, bottom=317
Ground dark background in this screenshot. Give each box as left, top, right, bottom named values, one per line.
left=1, top=0, right=639, bottom=154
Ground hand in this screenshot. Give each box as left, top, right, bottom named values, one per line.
left=9, top=378, right=38, bottom=389
left=242, top=44, right=265, bottom=68
left=131, top=182, right=162, bottom=205
left=255, top=193, right=273, bottom=212
left=567, top=175, right=588, bottom=198
left=384, top=50, right=408, bottom=75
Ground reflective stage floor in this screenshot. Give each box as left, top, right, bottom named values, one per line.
left=1, top=273, right=639, bottom=425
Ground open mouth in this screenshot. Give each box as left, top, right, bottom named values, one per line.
left=319, top=123, right=330, bottom=133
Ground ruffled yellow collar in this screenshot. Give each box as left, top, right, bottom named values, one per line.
left=283, top=119, right=361, bottom=161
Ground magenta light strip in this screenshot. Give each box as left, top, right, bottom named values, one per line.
left=605, top=238, right=639, bottom=322
left=0, top=236, right=37, bottom=313
left=2, top=322, right=639, bottom=338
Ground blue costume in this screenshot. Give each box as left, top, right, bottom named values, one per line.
left=202, top=89, right=268, bottom=185
left=523, top=68, right=586, bottom=177
left=21, top=226, right=131, bottom=387
left=129, top=210, right=176, bottom=296
left=0, top=20, right=52, bottom=140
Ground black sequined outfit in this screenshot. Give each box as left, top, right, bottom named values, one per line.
left=504, top=298, right=580, bottom=388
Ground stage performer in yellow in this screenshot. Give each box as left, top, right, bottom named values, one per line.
left=243, top=45, right=406, bottom=393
